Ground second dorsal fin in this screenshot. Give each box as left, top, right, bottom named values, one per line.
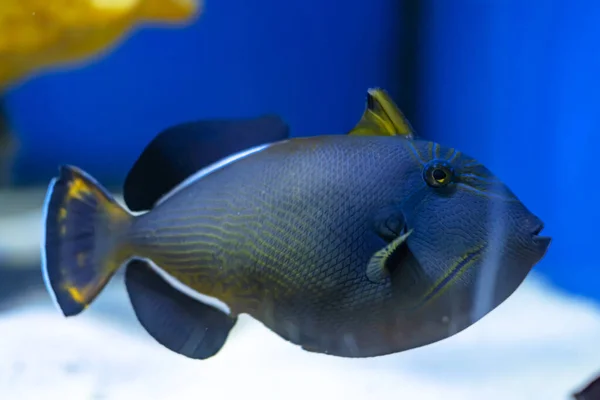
left=123, top=115, right=290, bottom=212
left=348, top=88, right=415, bottom=138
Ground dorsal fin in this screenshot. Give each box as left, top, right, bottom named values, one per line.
left=348, top=88, right=415, bottom=138
left=123, top=115, right=290, bottom=212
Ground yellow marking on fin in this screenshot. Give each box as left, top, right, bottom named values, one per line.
left=62, top=275, right=112, bottom=309
left=60, top=225, right=67, bottom=236
left=65, top=175, right=130, bottom=224
left=349, top=88, right=415, bottom=138
left=67, top=177, right=93, bottom=202
left=366, top=229, right=413, bottom=283
left=65, top=286, right=86, bottom=304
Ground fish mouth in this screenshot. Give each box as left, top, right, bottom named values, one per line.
left=531, top=223, right=551, bottom=254
left=531, top=223, right=544, bottom=236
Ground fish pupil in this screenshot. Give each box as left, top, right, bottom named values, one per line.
left=432, top=169, right=447, bottom=182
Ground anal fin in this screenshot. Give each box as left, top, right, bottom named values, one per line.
left=125, top=260, right=237, bottom=360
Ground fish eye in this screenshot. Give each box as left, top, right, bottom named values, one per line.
left=423, top=161, right=454, bottom=188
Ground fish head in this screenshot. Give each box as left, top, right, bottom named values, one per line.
left=396, top=139, right=551, bottom=317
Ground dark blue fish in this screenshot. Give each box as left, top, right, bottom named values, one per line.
left=40, top=91, right=550, bottom=361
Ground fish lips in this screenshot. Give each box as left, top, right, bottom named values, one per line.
left=530, top=222, right=552, bottom=261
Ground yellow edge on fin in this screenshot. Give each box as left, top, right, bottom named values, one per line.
left=366, top=229, right=413, bottom=283
left=348, top=88, right=415, bottom=139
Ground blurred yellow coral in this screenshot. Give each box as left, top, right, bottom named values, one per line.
left=0, top=0, right=201, bottom=89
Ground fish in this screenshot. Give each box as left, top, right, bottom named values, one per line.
left=574, top=372, right=600, bottom=400
left=41, top=90, right=551, bottom=360
left=0, top=0, right=201, bottom=89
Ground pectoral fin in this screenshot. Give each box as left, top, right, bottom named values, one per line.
left=366, top=229, right=413, bottom=283
left=348, top=88, right=415, bottom=138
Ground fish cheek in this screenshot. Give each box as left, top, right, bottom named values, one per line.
left=403, top=190, right=487, bottom=278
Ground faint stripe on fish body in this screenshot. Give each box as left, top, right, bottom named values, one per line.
left=135, top=231, right=225, bottom=248
left=131, top=211, right=252, bottom=242
left=150, top=195, right=242, bottom=219
left=459, top=173, right=498, bottom=183
left=456, top=183, right=520, bottom=202
left=135, top=220, right=235, bottom=237
left=401, top=140, right=425, bottom=165
left=145, top=207, right=232, bottom=223
left=150, top=222, right=298, bottom=288
left=461, top=161, right=481, bottom=168
left=136, top=209, right=257, bottom=235
left=446, top=149, right=460, bottom=162
left=416, top=245, right=485, bottom=308
left=132, top=257, right=232, bottom=315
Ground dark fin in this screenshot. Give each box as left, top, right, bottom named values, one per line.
left=125, top=260, right=237, bottom=360
left=574, top=372, right=600, bottom=400
left=349, top=88, right=415, bottom=138
left=366, top=229, right=413, bottom=283
left=42, top=165, right=134, bottom=317
left=124, top=115, right=290, bottom=212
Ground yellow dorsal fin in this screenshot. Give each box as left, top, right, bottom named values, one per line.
left=348, top=88, right=415, bottom=139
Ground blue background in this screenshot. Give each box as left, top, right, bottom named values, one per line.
left=3, top=0, right=598, bottom=301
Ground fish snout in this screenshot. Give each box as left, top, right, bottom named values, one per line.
left=524, top=216, right=552, bottom=258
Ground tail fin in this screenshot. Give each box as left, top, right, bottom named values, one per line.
left=42, top=165, right=134, bottom=317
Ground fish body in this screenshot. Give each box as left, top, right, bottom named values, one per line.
left=41, top=94, right=551, bottom=360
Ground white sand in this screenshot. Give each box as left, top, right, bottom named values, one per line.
left=0, top=274, right=598, bottom=400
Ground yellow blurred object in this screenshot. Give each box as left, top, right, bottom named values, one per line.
left=0, top=0, right=201, bottom=89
